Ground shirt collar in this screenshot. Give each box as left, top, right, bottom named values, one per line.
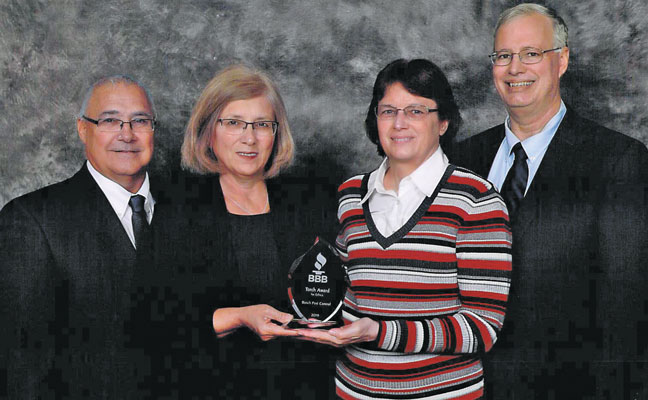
left=86, top=160, right=154, bottom=219
left=362, top=157, right=389, bottom=204
left=361, top=146, right=448, bottom=204
left=503, top=100, right=567, bottom=160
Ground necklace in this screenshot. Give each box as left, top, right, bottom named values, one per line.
left=226, top=194, right=269, bottom=215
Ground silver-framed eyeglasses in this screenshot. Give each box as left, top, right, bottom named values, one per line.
left=489, top=47, right=563, bottom=66
left=82, top=115, right=156, bottom=132
left=375, top=105, right=438, bottom=120
left=217, top=118, right=278, bottom=137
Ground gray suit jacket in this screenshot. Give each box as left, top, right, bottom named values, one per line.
left=449, top=107, right=648, bottom=399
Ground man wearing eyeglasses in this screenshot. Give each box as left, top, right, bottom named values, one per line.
left=450, top=3, right=648, bottom=399
left=0, top=75, right=158, bottom=398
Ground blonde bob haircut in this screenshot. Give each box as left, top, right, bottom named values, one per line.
left=181, top=65, right=294, bottom=177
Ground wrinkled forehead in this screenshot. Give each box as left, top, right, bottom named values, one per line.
left=86, top=82, right=153, bottom=117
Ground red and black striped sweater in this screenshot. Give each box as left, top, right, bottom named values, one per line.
left=335, top=165, right=512, bottom=399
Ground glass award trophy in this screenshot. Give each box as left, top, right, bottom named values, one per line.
left=287, top=237, right=348, bottom=327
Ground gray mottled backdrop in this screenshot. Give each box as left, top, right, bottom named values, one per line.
left=1, top=0, right=647, bottom=207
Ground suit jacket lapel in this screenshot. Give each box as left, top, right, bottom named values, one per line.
left=513, top=109, right=578, bottom=236
left=76, top=165, right=138, bottom=259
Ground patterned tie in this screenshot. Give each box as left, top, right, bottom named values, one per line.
left=500, top=143, right=529, bottom=217
left=129, top=195, right=149, bottom=249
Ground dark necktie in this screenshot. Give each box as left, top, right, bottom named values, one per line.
left=500, top=142, right=529, bottom=217
left=129, top=194, right=149, bottom=249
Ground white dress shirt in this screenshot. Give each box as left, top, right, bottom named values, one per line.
left=361, top=146, right=449, bottom=237
left=86, top=161, right=155, bottom=249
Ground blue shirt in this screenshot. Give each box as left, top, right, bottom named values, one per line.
left=487, top=101, right=567, bottom=194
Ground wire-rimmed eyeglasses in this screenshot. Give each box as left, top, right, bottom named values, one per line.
left=217, top=118, right=278, bottom=137
left=375, top=105, right=438, bottom=120
left=489, top=47, right=563, bottom=66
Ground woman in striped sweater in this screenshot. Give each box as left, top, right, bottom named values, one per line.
left=297, top=59, right=512, bottom=399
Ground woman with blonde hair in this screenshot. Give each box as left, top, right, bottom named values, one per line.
left=177, top=64, right=338, bottom=397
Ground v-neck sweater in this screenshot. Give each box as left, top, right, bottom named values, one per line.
left=334, top=165, right=512, bottom=399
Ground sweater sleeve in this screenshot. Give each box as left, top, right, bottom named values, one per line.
left=368, top=172, right=512, bottom=354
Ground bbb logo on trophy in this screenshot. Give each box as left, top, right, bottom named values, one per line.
left=309, top=253, right=329, bottom=283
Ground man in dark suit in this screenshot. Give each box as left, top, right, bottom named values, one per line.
left=0, top=75, right=157, bottom=398
left=449, top=4, right=648, bottom=399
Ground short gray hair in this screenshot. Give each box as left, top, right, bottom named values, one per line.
left=494, top=3, right=568, bottom=49
left=78, top=74, right=156, bottom=118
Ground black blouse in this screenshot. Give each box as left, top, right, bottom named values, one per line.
left=129, top=172, right=340, bottom=399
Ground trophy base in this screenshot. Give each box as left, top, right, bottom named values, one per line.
left=284, top=318, right=338, bottom=329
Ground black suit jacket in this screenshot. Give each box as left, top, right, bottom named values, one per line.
left=0, top=165, right=156, bottom=399
left=449, top=108, right=648, bottom=399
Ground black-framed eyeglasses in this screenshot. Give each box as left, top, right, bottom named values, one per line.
left=489, top=47, right=563, bottom=66
left=82, top=115, right=156, bottom=132
left=217, top=118, right=278, bottom=137
left=375, top=105, right=438, bottom=120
